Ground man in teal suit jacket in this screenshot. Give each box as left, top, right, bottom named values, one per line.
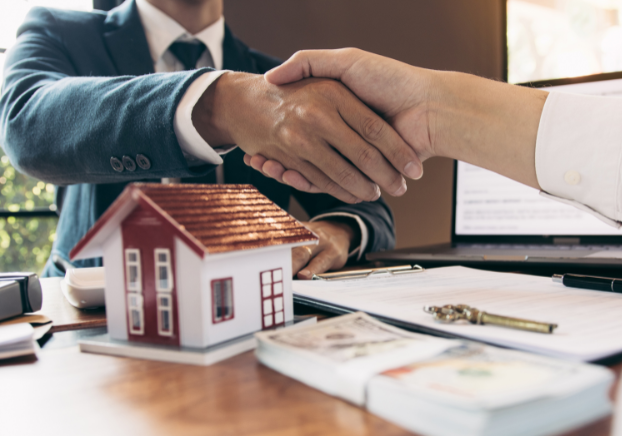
left=0, top=0, right=397, bottom=277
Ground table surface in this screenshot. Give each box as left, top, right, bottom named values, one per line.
left=37, top=277, right=106, bottom=332
left=0, top=278, right=619, bottom=436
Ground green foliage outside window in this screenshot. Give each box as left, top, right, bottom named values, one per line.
left=0, top=150, right=58, bottom=274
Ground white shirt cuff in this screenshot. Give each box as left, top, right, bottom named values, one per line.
left=535, top=91, right=622, bottom=226
left=173, top=70, right=235, bottom=165
left=309, top=212, right=369, bottom=261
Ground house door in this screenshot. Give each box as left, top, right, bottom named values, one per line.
left=121, top=205, right=180, bottom=346
left=260, top=268, right=284, bottom=329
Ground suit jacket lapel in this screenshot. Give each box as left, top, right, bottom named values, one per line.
left=222, top=25, right=257, bottom=74
left=103, top=0, right=154, bottom=76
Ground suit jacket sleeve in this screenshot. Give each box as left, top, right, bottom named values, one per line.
left=0, top=8, right=215, bottom=186
left=293, top=190, right=396, bottom=256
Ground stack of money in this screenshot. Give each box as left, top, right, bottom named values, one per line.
left=255, top=313, right=613, bottom=436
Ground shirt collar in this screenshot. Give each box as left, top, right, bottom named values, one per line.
left=135, top=0, right=225, bottom=70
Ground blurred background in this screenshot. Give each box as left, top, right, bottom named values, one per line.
left=1, top=0, right=621, bottom=272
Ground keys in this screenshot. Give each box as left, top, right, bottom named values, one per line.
left=424, top=304, right=558, bottom=334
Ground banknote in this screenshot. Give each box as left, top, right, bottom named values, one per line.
left=381, top=343, right=580, bottom=402
left=265, top=312, right=424, bottom=363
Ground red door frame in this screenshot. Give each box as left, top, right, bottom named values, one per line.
left=121, top=205, right=180, bottom=346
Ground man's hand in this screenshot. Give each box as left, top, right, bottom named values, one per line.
left=193, top=71, right=424, bottom=203
left=240, top=49, right=436, bottom=192
left=292, top=220, right=359, bottom=280
left=246, top=48, right=547, bottom=192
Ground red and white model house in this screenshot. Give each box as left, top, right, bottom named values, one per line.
left=70, top=183, right=318, bottom=349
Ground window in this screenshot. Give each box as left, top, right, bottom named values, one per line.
left=125, top=249, right=142, bottom=292
left=127, top=292, right=144, bottom=335
left=154, top=248, right=173, bottom=292
left=157, top=293, right=173, bottom=336
left=507, top=0, right=622, bottom=84
left=0, top=0, right=95, bottom=274
left=211, top=278, right=234, bottom=323
left=260, top=268, right=284, bottom=329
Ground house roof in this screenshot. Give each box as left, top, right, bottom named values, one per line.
left=70, top=183, right=318, bottom=260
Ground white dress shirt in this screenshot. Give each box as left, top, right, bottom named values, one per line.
left=135, top=0, right=368, bottom=258
left=535, top=91, right=622, bottom=228
left=136, top=0, right=229, bottom=166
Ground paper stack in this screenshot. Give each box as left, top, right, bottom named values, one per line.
left=256, top=313, right=613, bottom=436
left=0, top=323, right=37, bottom=360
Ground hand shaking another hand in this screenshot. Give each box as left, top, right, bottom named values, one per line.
left=243, top=48, right=547, bottom=193
left=193, top=69, right=423, bottom=204
left=243, top=48, right=438, bottom=194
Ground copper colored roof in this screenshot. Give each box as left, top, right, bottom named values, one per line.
left=70, top=183, right=317, bottom=258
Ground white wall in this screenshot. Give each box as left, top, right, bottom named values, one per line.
left=201, top=246, right=294, bottom=346
left=175, top=238, right=205, bottom=348
left=102, top=227, right=127, bottom=341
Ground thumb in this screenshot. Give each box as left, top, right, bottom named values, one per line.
left=264, top=48, right=358, bottom=85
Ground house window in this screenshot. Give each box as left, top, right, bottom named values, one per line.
left=154, top=248, right=173, bottom=292
left=211, top=278, right=234, bottom=323
left=125, top=249, right=142, bottom=292
left=127, top=293, right=144, bottom=335
left=260, top=268, right=284, bottom=329
left=157, top=293, right=173, bottom=336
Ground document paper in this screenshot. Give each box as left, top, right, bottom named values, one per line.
left=293, top=266, right=622, bottom=361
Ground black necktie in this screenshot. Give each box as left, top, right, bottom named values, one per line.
left=168, top=41, right=211, bottom=70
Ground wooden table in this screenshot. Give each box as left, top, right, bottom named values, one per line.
left=0, top=282, right=617, bottom=436
left=37, top=277, right=106, bottom=332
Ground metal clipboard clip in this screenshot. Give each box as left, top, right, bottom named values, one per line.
left=312, top=265, right=425, bottom=281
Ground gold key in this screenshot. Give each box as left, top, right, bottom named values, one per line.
left=423, top=304, right=558, bottom=334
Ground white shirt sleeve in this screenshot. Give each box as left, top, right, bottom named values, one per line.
left=309, top=212, right=369, bottom=261
left=173, top=70, right=236, bottom=165
left=535, top=91, right=622, bottom=227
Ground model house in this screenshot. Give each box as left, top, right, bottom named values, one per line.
left=70, top=183, right=318, bottom=349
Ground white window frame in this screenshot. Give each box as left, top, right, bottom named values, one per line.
left=127, top=293, right=144, bottom=335
left=125, top=249, right=142, bottom=292
left=157, top=292, right=174, bottom=337
left=154, top=248, right=173, bottom=292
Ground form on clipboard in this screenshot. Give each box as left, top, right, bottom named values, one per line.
left=294, top=265, right=622, bottom=362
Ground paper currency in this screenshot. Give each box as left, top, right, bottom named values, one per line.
left=265, top=313, right=423, bottom=363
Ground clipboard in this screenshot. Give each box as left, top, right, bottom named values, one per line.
left=297, top=264, right=464, bottom=341
left=312, top=265, right=425, bottom=281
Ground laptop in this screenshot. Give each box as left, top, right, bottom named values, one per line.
left=367, top=72, right=622, bottom=271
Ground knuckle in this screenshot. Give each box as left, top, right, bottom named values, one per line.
left=361, top=116, right=386, bottom=142
left=342, top=47, right=360, bottom=57
left=356, top=146, right=381, bottom=169
left=335, top=167, right=358, bottom=187
left=277, top=126, right=304, bottom=148
left=296, top=104, right=323, bottom=125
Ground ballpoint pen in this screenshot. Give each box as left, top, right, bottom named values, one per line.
left=552, top=273, right=622, bottom=293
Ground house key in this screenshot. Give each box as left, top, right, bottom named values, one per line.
left=424, top=304, right=558, bottom=334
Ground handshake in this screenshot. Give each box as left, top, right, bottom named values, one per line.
left=196, top=48, right=549, bottom=203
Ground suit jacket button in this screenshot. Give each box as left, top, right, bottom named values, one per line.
left=110, top=157, right=124, bottom=172
left=122, top=156, right=137, bottom=171
left=136, top=154, right=151, bottom=170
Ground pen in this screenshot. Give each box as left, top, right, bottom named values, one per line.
left=552, top=273, right=622, bottom=293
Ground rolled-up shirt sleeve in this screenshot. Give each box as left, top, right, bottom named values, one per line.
left=535, top=91, right=622, bottom=227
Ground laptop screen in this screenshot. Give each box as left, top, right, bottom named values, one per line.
left=454, top=74, right=622, bottom=237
